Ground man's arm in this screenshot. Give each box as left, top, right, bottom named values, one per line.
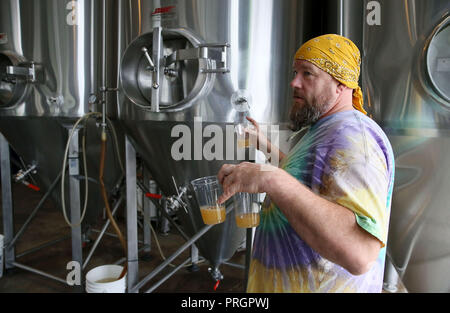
left=263, top=166, right=381, bottom=275
left=217, top=162, right=382, bottom=275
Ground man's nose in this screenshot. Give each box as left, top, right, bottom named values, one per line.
left=290, top=75, right=302, bottom=90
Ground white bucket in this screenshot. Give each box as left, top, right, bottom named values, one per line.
left=0, top=234, right=4, bottom=278
left=85, top=265, right=126, bottom=293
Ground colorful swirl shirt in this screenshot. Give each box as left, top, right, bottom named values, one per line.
left=247, top=110, right=395, bottom=293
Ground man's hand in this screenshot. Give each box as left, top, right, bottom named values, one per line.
left=217, top=162, right=277, bottom=204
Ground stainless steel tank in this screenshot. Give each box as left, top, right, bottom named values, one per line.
left=363, top=0, right=450, bottom=292
left=0, top=0, right=122, bottom=227
left=118, top=0, right=312, bottom=269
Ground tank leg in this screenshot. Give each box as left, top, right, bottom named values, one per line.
left=125, top=136, right=139, bottom=292
left=67, top=127, right=83, bottom=291
left=0, top=133, right=15, bottom=271
left=383, top=255, right=399, bottom=293
left=187, top=244, right=200, bottom=272
left=142, top=169, right=152, bottom=257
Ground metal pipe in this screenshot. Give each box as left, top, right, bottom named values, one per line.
left=16, top=235, right=71, bottom=258
left=145, top=257, right=192, bottom=293
left=338, top=0, right=344, bottom=35
left=82, top=195, right=124, bottom=270
left=101, top=0, right=106, bottom=90
left=68, top=127, right=83, bottom=268
left=244, top=227, right=253, bottom=291
left=99, top=127, right=127, bottom=279
left=6, top=171, right=62, bottom=250
left=222, top=261, right=245, bottom=270
left=130, top=206, right=235, bottom=293
left=125, top=136, right=139, bottom=292
left=151, top=26, right=162, bottom=112
left=11, top=262, right=67, bottom=285
left=383, top=255, right=400, bottom=293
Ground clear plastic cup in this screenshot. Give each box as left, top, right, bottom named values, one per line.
left=234, top=193, right=260, bottom=228
left=191, top=176, right=226, bottom=225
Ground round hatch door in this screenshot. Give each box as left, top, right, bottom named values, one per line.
left=120, top=27, right=228, bottom=112
left=426, top=18, right=450, bottom=104
left=0, top=51, right=29, bottom=108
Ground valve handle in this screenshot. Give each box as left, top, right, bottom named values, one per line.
left=145, top=192, right=162, bottom=199
left=213, top=280, right=220, bottom=291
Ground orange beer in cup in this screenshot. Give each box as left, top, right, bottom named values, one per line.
left=191, top=176, right=227, bottom=225
left=234, top=193, right=260, bottom=228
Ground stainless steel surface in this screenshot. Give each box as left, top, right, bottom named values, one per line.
left=118, top=0, right=309, bottom=270
left=326, top=0, right=364, bottom=51
left=0, top=0, right=118, bottom=117
left=363, top=0, right=450, bottom=292
left=0, top=0, right=124, bottom=229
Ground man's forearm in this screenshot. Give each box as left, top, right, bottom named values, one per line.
left=262, top=167, right=381, bottom=275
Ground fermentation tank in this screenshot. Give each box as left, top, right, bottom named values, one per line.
left=363, top=0, right=450, bottom=292
left=118, top=0, right=313, bottom=271
left=0, top=0, right=122, bottom=243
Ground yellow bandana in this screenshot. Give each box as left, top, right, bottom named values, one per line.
left=294, top=34, right=367, bottom=115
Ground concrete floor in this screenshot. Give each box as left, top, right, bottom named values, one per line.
left=0, top=182, right=246, bottom=293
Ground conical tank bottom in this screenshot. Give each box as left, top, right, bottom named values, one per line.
left=0, top=117, right=124, bottom=229
left=123, top=120, right=247, bottom=269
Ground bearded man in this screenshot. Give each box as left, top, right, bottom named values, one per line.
left=217, top=34, right=395, bottom=293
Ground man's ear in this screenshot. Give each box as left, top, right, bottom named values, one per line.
left=336, top=82, right=347, bottom=95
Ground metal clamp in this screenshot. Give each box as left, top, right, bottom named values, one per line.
left=165, top=43, right=230, bottom=74
left=6, top=62, right=36, bottom=82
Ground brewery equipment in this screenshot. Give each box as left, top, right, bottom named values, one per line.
left=118, top=0, right=313, bottom=291
left=363, top=0, right=450, bottom=292
left=0, top=0, right=123, bottom=284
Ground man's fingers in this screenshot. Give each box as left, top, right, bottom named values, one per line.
left=222, top=173, right=235, bottom=193
left=217, top=183, right=239, bottom=204
left=246, top=116, right=259, bottom=129
left=217, top=164, right=235, bottom=184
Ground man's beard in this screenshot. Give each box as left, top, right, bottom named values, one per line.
left=289, top=98, right=328, bottom=131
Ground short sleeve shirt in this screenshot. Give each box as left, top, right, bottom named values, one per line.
left=247, top=110, right=395, bottom=293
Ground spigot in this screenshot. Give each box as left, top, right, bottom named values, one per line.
left=208, top=266, right=224, bottom=282
left=166, top=186, right=188, bottom=214
left=13, top=164, right=37, bottom=183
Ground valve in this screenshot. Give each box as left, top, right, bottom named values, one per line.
left=13, top=163, right=37, bottom=183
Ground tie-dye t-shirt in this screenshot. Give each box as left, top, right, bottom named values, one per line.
left=247, top=110, right=395, bottom=293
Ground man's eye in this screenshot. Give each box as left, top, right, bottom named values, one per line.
left=293, top=71, right=298, bottom=77
left=304, top=71, right=312, bottom=76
